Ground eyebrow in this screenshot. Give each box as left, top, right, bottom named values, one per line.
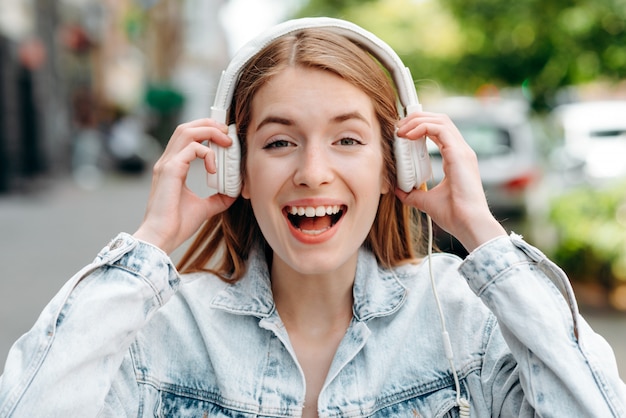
left=255, top=111, right=371, bottom=131
left=255, top=116, right=293, bottom=131
left=333, top=111, right=371, bottom=126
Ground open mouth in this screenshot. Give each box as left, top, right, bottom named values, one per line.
left=285, top=205, right=346, bottom=235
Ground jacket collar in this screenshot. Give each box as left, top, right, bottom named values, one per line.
left=210, top=244, right=408, bottom=321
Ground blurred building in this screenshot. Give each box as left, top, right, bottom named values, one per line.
left=0, top=0, right=52, bottom=192
left=0, top=0, right=229, bottom=192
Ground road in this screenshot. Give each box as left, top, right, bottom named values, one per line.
left=0, top=166, right=624, bottom=381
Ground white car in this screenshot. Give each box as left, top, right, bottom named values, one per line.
left=552, top=100, right=626, bottom=182
left=426, top=96, right=541, bottom=217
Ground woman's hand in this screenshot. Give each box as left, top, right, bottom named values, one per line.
left=395, top=112, right=506, bottom=253
left=133, top=119, right=237, bottom=254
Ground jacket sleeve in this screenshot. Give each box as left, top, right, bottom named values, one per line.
left=459, top=233, right=626, bottom=417
left=0, top=233, right=180, bottom=417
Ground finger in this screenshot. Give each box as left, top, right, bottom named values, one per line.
left=397, top=110, right=436, bottom=125
left=400, top=121, right=444, bottom=144
left=160, top=128, right=232, bottom=166
left=164, top=126, right=232, bottom=157
left=155, top=141, right=217, bottom=180
left=394, top=186, right=429, bottom=212
left=397, top=113, right=447, bottom=136
left=176, top=118, right=228, bottom=132
left=178, top=141, right=216, bottom=171
left=203, top=146, right=216, bottom=174
left=400, top=120, right=467, bottom=154
left=397, top=111, right=446, bottom=130
left=168, top=120, right=227, bottom=149
left=203, top=193, right=237, bottom=218
left=170, top=125, right=231, bottom=147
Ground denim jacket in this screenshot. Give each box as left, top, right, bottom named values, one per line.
left=0, top=232, right=624, bottom=417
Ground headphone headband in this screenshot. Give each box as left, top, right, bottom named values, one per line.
left=210, top=17, right=421, bottom=124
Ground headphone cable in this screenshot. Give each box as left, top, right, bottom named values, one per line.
left=422, top=183, right=471, bottom=417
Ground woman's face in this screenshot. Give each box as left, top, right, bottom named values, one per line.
left=242, top=66, right=389, bottom=278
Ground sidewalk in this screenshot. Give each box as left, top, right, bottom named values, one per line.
left=0, top=171, right=149, bottom=364
left=1, top=168, right=624, bottom=380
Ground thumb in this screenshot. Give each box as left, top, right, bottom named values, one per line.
left=394, top=184, right=429, bottom=213
left=202, top=193, right=238, bottom=219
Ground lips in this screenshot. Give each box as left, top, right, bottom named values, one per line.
left=285, top=205, right=346, bottom=235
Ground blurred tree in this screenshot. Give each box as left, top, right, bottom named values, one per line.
left=441, top=0, right=626, bottom=109
left=548, top=179, right=626, bottom=310
left=295, top=0, right=626, bottom=110
left=296, top=0, right=379, bottom=16
left=295, top=0, right=466, bottom=101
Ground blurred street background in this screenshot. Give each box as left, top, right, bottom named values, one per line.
left=1, top=0, right=625, bottom=379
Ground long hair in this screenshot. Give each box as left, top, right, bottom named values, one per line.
left=178, top=28, right=424, bottom=280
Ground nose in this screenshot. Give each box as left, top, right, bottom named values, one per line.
left=293, top=142, right=334, bottom=188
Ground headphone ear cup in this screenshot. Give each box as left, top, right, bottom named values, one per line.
left=394, top=135, right=417, bottom=193
left=394, top=134, right=432, bottom=193
left=222, top=124, right=242, bottom=197
left=206, top=124, right=241, bottom=197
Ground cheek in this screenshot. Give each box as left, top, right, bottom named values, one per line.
left=242, top=156, right=281, bottom=201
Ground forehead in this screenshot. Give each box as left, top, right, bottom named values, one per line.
left=251, top=66, right=375, bottom=113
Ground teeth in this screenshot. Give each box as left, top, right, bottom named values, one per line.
left=288, top=205, right=341, bottom=217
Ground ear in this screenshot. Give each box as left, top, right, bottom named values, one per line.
left=380, top=156, right=392, bottom=195
left=381, top=176, right=391, bottom=195
left=241, top=178, right=250, bottom=199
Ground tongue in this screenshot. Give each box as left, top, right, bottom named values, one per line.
left=298, top=215, right=332, bottom=231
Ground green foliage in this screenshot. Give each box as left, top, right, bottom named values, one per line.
left=295, top=0, right=379, bottom=17
left=549, top=180, right=626, bottom=287
left=294, top=0, right=626, bottom=110
left=294, top=0, right=467, bottom=99
left=441, top=0, right=626, bottom=109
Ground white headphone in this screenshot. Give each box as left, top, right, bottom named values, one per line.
left=207, top=17, right=432, bottom=197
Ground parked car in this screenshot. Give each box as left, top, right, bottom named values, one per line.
left=426, top=96, right=541, bottom=217
left=424, top=96, right=542, bottom=255
left=551, top=100, right=626, bottom=183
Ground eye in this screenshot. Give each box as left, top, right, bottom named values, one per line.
left=335, top=137, right=362, bottom=146
left=263, top=139, right=293, bottom=149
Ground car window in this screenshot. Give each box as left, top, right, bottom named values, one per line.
left=428, top=122, right=512, bottom=157
left=589, top=129, right=626, bottom=139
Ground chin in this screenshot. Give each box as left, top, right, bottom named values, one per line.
left=275, top=246, right=359, bottom=278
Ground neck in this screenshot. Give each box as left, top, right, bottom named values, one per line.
left=270, top=256, right=356, bottom=335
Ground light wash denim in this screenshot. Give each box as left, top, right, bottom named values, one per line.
left=0, top=232, right=624, bottom=417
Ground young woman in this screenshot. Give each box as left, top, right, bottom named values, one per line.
left=0, top=18, right=624, bottom=417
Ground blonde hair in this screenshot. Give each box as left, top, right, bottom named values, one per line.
left=178, top=28, right=424, bottom=280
